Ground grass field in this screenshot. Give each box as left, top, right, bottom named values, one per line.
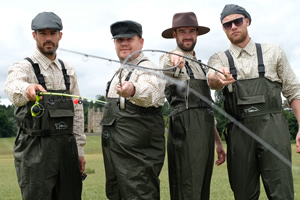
left=0, top=135, right=299, bottom=199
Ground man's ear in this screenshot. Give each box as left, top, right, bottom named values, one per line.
left=173, top=30, right=176, bottom=38
left=32, top=31, right=36, bottom=40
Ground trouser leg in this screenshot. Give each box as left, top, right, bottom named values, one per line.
left=168, top=109, right=214, bottom=200
left=227, top=124, right=260, bottom=200
left=14, top=132, right=82, bottom=200
left=257, top=114, right=294, bottom=200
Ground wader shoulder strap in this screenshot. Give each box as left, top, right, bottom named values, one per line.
left=224, top=43, right=265, bottom=79
left=224, top=50, right=237, bottom=80
left=25, top=57, right=47, bottom=90
left=198, top=60, right=207, bottom=76
left=24, top=58, right=70, bottom=91
left=185, top=61, right=195, bottom=79
left=255, top=43, right=265, bottom=78
left=58, top=59, right=70, bottom=91
left=125, top=59, right=149, bottom=81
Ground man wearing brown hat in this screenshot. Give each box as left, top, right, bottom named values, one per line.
left=101, top=20, right=166, bottom=200
left=160, top=12, right=225, bottom=200
left=4, top=12, right=86, bottom=199
left=207, top=4, right=300, bottom=199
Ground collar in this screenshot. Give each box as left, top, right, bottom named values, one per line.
left=129, top=52, right=146, bottom=65
left=32, top=49, right=61, bottom=70
left=229, top=39, right=256, bottom=58
left=175, top=46, right=197, bottom=60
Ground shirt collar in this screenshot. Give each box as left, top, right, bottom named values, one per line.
left=176, top=46, right=197, bottom=59
left=130, top=52, right=145, bottom=65
left=229, top=39, right=256, bottom=58
left=32, top=49, right=61, bottom=70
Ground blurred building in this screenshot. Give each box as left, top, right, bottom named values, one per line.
left=87, top=107, right=103, bottom=133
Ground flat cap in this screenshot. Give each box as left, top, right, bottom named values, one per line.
left=220, top=4, right=251, bottom=25
left=110, top=20, right=142, bottom=39
left=31, top=12, right=63, bottom=30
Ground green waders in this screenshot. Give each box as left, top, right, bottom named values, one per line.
left=14, top=90, right=82, bottom=200
left=223, top=44, right=294, bottom=199
left=13, top=58, right=82, bottom=200
left=165, top=77, right=215, bottom=200
left=101, top=98, right=165, bottom=200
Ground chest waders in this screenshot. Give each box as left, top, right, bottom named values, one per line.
left=165, top=61, right=215, bottom=200
left=101, top=60, right=165, bottom=200
left=223, top=44, right=294, bottom=200
left=13, top=58, right=82, bottom=200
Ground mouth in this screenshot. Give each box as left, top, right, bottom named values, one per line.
left=183, top=39, right=192, bottom=43
left=231, top=31, right=240, bottom=36
left=44, top=42, right=55, bottom=48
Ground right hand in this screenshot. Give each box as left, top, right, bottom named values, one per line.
left=26, top=84, right=46, bottom=101
left=170, top=50, right=185, bottom=69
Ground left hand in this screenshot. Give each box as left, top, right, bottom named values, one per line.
left=79, top=156, right=86, bottom=173
left=215, top=144, right=226, bottom=166
left=116, top=81, right=135, bottom=98
left=296, top=131, right=300, bottom=154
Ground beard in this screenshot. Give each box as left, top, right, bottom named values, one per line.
left=177, top=38, right=196, bottom=52
left=37, top=41, right=58, bottom=56
left=228, top=30, right=248, bottom=45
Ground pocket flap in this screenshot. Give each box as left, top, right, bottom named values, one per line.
left=100, top=117, right=115, bottom=126
left=49, top=109, right=74, bottom=118
left=237, top=95, right=265, bottom=105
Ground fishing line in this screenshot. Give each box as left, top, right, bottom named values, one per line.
left=121, top=49, right=298, bottom=171
left=59, top=47, right=298, bottom=171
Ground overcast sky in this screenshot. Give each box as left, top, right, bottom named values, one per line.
left=1, top=0, right=299, bottom=106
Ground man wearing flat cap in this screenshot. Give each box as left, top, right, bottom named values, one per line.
left=159, top=12, right=225, bottom=200
left=101, top=20, right=166, bottom=200
left=207, top=4, right=300, bottom=199
left=4, top=11, right=86, bottom=200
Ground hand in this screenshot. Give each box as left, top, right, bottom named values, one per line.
left=170, top=50, right=185, bottom=69
left=215, top=144, right=226, bottom=166
left=296, top=131, right=300, bottom=154
left=26, top=84, right=46, bottom=101
left=217, top=67, right=235, bottom=86
left=116, top=81, right=135, bottom=98
left=79, top=156, right=86, bottom=173
left=208, top=67, right=235, bottom=90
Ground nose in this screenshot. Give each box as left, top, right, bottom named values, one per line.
left=231, top=22, right=238, bottom=29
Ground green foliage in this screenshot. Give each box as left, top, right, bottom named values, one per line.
left=213, top=90, right=227, bottom=136
left=0, top=105, right=17, bottom=137
left=282, top=109, right=298, bottom=140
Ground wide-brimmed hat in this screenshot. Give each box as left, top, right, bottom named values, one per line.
left=162, top=12, right=210, bottom=38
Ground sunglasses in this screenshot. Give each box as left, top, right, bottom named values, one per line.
left=222, top=17, right=245, bottom=30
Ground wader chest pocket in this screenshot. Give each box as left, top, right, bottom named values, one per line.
left=48, top=110, right=74, bottom=118
left=237, top=95, right=266, bottom=118
left=237, top=95, right=265, bottom=105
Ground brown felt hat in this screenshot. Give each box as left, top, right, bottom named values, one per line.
left=162, top=12, right=210, bottom=38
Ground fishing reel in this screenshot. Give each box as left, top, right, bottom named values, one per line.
left=118, top=97, right=126, bottom=110
left=31, top=93, right=44, bottom=117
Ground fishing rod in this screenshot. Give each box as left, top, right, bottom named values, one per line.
left=31, top=91, right=106, bottom=117
left=61, top=48, right=297, bottom=169
left=59, top=48, right=178, bottom=72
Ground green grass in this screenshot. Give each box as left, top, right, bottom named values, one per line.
left=1, top=136, right=299, bottom=199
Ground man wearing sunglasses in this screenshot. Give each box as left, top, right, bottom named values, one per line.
left=207, top=4, right=300, bottom=199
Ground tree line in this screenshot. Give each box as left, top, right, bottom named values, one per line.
left=0, top=93, right=298, bottom=140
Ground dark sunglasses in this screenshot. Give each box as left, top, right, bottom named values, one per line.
left=222, top=17, right=245, bottom=30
